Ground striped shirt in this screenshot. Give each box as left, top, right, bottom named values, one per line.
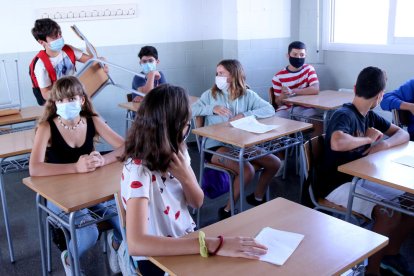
left=272, top=64, right=319, bottom=95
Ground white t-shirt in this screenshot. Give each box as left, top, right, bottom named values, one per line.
left=120, top=151, right=196, bottom=240
left=34, top=45, right=83, bottom=89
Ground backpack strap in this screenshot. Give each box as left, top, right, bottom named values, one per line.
left=62, top=45, right=76, bottom=66
left=36, top=50, right=57, bottom=83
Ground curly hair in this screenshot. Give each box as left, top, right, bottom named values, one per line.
left=31, top=18, right=61, bottom=42
left=211, top=59, right=247, bottom=101
left=120, top=84, right=191, bottom=172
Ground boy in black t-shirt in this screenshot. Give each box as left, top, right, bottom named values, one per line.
left=321, top=67, right=414, bottom=276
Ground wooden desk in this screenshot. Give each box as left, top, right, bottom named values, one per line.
left=338, top=142, right=414, bottom=221
left=22, top=162, right=123, bottom=276
left=0, top=129, right=34, bottom=263
left=283, top=90, right=353, bottom=132
left=119, top=96, right=199, bottom=134
left=0, top=106, right=44, bottom=127
left=150, top=197, right=388, bottom=276
left=193, top=116, right=312, bottom=212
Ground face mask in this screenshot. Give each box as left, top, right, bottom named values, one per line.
left=289, top=57, right=305, bottom=69
left=56, top=100, right=81, bottom=121
left=215, top=76, right=229, bottom=91
left=141, top=62, right=157, bottom=74
left=49, top=37, right=65, bottom=52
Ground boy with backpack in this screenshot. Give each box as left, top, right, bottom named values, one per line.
left=30, top=18, right=92, bottom=105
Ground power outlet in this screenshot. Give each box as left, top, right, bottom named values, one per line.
left=37, top=4, right=137, bottom=22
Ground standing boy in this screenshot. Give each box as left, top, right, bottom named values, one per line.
left=321, top=66, right=414, bottom=276
left=130, top=46, right=167, bottom=102
left=30, top=18, right=93, bottom=105
left=271, top=41, right=319, bottom=118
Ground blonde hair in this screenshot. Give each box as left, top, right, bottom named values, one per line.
left=212, top=59, right=247, bottom=100
left=38, top=76, right=97, bottom=125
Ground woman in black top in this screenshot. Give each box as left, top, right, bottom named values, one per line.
left=29, top=76, right=124, bottom=275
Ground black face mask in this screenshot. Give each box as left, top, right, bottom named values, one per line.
left=289, top=57, right=305, bottom=69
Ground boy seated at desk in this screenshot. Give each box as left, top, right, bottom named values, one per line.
left=320, top=66, right=414, bottom=276
left=271, top=41, right=319, bottom=119
left=129, top=45, right=167, bottom=102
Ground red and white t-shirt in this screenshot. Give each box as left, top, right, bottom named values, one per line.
left=271, top=64, right=319, bottom=109
left=120, top=153, right=196, bottom=240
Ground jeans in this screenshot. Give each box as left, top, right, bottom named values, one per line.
left=47, top=199, right=122, bottom=258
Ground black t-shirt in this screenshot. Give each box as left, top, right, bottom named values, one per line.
left=46, top=116, right=96, bottom=164
left=318, top=103, right=391, bottom=197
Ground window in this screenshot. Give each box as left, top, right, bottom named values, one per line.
left=323, top=0, right=414, bottom=54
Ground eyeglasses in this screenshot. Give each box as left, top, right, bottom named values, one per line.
left=182, top=123, right=191, bottom=141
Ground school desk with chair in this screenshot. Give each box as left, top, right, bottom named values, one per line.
left=149, top=197, right=388, bottom=276
left=192, top=115, right=312, bottom=214
left=0, top=129, right=34, bottom=263
left=338, top=141, right=414, bottom=222
left=22, top=162, right=123, bottom=276
left=283, top=89, right=354, bottom=132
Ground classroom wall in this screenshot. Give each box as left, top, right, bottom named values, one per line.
left=0, top=0, right=292, bottom=146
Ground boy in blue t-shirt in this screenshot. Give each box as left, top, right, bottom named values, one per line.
left=130, top=46, right=166, bottom=102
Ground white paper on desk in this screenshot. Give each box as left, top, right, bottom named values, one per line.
left=255, top=227, right=304, bottom=266
left=392, top=155, right=414, bottom=168
left=230, top=115, right=278, bottom=134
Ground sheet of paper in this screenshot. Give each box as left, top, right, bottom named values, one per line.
left=255, top=227, right=304, bottom=266
left=393, top=155, right=414, bottom=168
left=230, top=115, right=278, bottom=134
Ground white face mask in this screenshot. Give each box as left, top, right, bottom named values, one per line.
left=215, top=76, right=229, bottom=91
left=56, top=101, right=81, bottom=121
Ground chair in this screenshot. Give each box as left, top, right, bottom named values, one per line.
left=302, top=135, right=369, bottom=224
left=268, top=87, right=278, bottom=110
left=76, top=61, right=110, bottom=99
left=114, top=192, right=141, bottom=276
left=392, top=109, right=410, bottom=129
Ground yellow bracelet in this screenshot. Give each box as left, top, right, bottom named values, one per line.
left=198, top=231, right=209, bottom=257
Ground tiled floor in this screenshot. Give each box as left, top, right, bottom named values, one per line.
left=0, top=145, right=412, bottom=275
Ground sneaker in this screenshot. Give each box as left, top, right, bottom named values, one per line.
left=107, top=230, right=121, bottom=274
left=218, top=206, right=231, bottom=220
left=117, top=240, right=138, bottom=276
left=380, top=254, right=414, bottom=276
left=61, top=250, right=71, bottom=276
left=60, top=250, right=86, bottom=276
left=246, top=193, right=265, bottom=207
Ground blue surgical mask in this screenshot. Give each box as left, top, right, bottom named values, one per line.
left=56, top=101, right=81, bottom=121
left=141, top=62, right=157, bottom=74
left=49, top=37, right=65, bottom=52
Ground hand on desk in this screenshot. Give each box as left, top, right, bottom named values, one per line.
left=213, top=105, right=233, bottom=118
left=229, top=113, right=244, bottom=122
left=215, top=236, right=267, bottom=259
left=76, top=152, right=104, bottom=173
left=365, top=127, right=383, bottom=144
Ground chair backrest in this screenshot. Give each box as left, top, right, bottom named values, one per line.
left=114, top=192, right=127, bottom=240
left=268, top=87, right=278, bottom=110
left=392, top=109, right=410, bottom=128
left=77, top=62, right=109, bottom=99
left=193, top=116, right=205, bottom=153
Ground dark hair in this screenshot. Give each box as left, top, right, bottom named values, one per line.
left=121, top=84, right=191, bottom=172
left=212, top=59, right=247, bottom=100
left=39, top=76, right=96, bottom=124
left=288, top=41, right=306, bottom=54
left=31, top=18, right=61, bottom=42
left=355, top=66, right=387, bottom=99
left=138, top=46, right=159, bottom=60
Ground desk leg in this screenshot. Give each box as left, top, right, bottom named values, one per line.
left=298, top=139, right=305, bottom=203
left=36, top=193, right=47, bottom=276
left=346, top=177, right=359, bottom=222
left=197, top=138, right=206, bottom=226
left=69, top=212, right=81, bottom=276
left=0, top=173, right=15, bottom=263
left=238, top=148, right=245, bottom=213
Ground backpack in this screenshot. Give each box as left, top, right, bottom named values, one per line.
left=29, top=45, right=76, bottom=105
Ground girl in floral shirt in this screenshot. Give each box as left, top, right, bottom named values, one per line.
left=120, top=84, right=267, bottom=275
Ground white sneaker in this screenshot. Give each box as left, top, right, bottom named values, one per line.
left=61, top=250, right=71, bottom=276
left=117, top=240, right=138, bottom=276
left=107, top=230, right=121, bottom=274
left=60, top=249, right=86, bottom=276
